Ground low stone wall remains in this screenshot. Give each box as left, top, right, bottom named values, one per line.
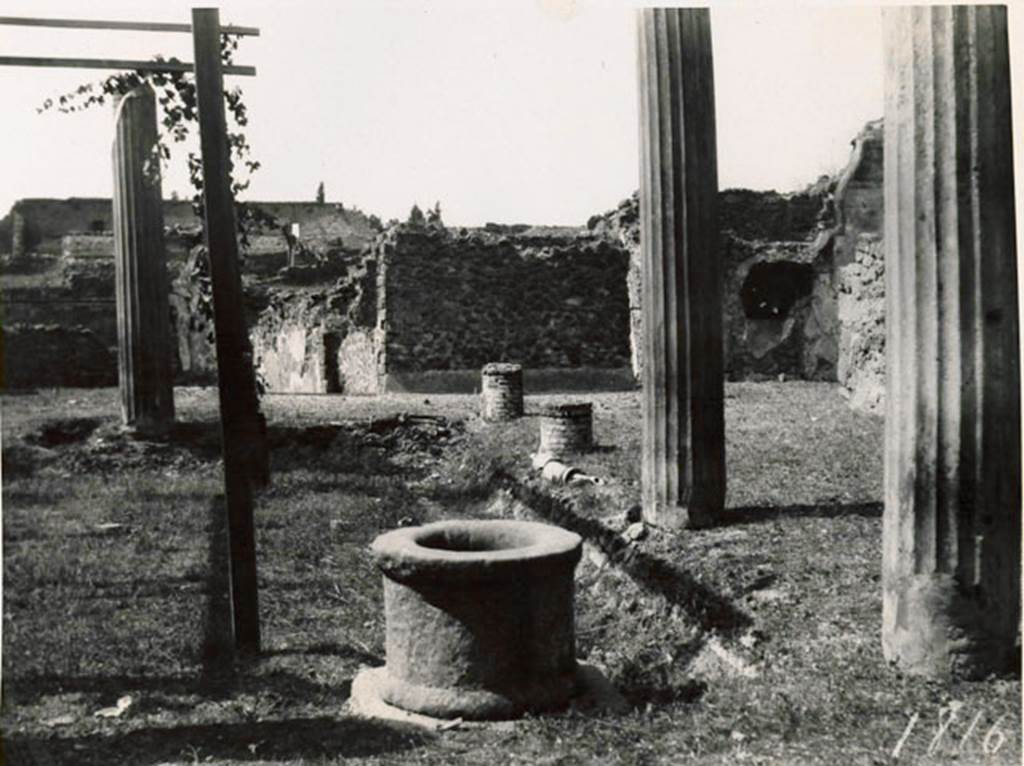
left=1, top=324, right=117, bottom=388
left=376, top=225, right=632, bottom=376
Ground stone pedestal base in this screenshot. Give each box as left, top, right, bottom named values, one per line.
left=347, top=662, right=628, bottom=729
left=480, top=363, right=524, bottom=421
left=538, top=403, right=593, bottom=458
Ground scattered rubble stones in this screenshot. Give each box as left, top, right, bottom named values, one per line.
left=622, top=521, right=648, bottom=542
left=5, top=411, right=462, bottom=477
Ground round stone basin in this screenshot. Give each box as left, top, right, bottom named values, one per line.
left=370, top=519, right=583, bottom=719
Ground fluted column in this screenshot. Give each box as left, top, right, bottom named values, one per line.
left=637, top=8, right=724, bottom=530
left=112, top=85, right=175, bottom=431
left=882, top=5, right=1020, bottom=678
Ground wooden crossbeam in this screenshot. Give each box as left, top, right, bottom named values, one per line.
left=0, top=16, right=259, bottom=36
left=0, top=55, right=256, bottom=76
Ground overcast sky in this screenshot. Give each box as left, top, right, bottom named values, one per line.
left=0, top=1, right=1015, bottom=227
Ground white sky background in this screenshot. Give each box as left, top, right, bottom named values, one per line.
left=0, top=0, right=989, bottom=227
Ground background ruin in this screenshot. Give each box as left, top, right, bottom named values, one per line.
left=0, top=119, right=885, bottom=412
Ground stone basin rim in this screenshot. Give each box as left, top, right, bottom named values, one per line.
left=371, top=519, right=582, bottom=573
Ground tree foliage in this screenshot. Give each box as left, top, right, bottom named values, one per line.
left=407, top=204, right=426, bottom=226
left=426, top=201, right=443, bottom=226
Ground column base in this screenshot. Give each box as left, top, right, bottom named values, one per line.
left=348, top=662, right=627, bottom=728
left=376, top=665, right=577, bottom=720
left=643, top=502, right=722, bottom=531
left=120, top=417, right=173, bottom=440
left=882, top=573, right=1020, bottom=679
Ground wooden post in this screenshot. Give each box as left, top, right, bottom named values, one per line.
left=637, top=8, right=725, bottom=530
left=881, top=5, right=1020, bottom=678
left=112, top=84, right=175, bottom=432
left=192, top=7, right=263, bottom=654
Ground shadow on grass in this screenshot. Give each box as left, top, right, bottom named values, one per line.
left=2, top=716, right=430, bottom=765
left=0, top=488, right=67, bottom=509
left=0, top=669, right=340, bottom=707
left=201, top=495, right=236, bottom=677
left=614, top=634, right=710, bottom=707
left=722, top=502, right=883, bottom=526
left=262, top=642, right=383, bottom=665
left=199, top=495, right=384, bottom=674
left=495, top=474, right=753, bottom=636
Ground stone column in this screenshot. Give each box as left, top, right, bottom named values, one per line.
left=112, top=85, right=175, bottom=431
left=637, top=8, right=724, bottom=529
left=882, top=5, right=1020, bottom=678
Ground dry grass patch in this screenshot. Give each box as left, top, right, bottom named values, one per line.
left=1, top=383, right=1018, bottom=764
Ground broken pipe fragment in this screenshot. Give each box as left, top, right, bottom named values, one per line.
left=531, top=452, right=604, bottom=486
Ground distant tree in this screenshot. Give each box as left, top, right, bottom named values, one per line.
left=386, top=218, right=400, bottom=229
left=426, top=201, right=443, bottom=226
left=316, top=181, right=325, bottom=204
left=407, top=204, right=426, bottom=226
left=170, top=190, right=180, bottom=202
left=368, top=214, right=384, bottom=232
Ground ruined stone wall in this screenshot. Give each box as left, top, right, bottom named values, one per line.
left=589, top=180, right=840, bottom=382
left=718, top=122, right=883, bottom=388
left=832, top=120, right=884, bottom=268
left=586, top=195, right=642, bottom=377
left=1, top=257, right=120, bottom=388
left=375, top=225, right=631, bottom=378
left=721, top=232, right=838, bottom=381
left=837, top=236, right=885, bottom=413
left=251, top=202, right=378, bottom=251
left=583, top=119, right=886, bottom=389
left=833, top=122, right=886, bottom=411
left=1, top=122, right=886, bottom=396
left=1, top=198, right=380, bottom=256
left=1, top=324, right=116, bottom=388
left=1, top=198, right=196, bottom=254
left=0, top=247, right=267, bottom=389
left=249, top=257, right=378, bottom=394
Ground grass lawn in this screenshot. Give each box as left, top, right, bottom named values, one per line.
left=1, top=383, right=1019, bottom=765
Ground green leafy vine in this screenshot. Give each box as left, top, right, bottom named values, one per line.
left=38, top=34, right=277, bottom=249
left=39, top=34, right=273, bottom=397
